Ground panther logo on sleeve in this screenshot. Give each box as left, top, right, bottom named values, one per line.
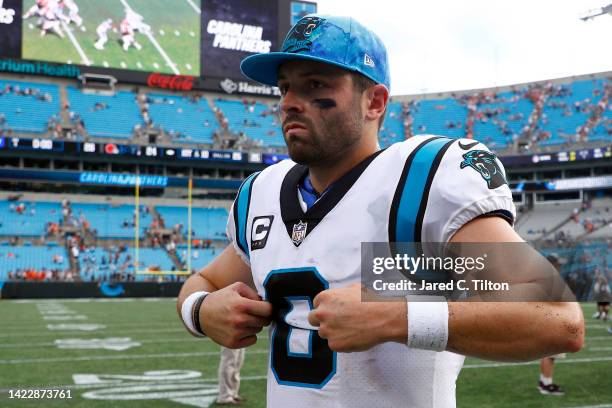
left=460, top=150, right=507, bottom=189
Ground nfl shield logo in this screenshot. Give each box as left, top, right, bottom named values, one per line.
left=291, top=221, right=308, bottom=246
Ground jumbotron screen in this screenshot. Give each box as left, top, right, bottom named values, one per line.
left=0, top=0, right=279, bottom=81
left=201, top=0, right=278, bottom=80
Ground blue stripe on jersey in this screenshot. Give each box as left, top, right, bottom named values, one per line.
left=396, top=138, right=451, bottom=242
left=235, top=171, right=260, bottom=259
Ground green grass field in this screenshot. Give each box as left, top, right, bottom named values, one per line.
left=22, top=0, right=201, bottom=75
left=0, top=300, right=609, bottom=407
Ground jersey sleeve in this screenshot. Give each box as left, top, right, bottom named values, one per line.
left=422, top=139, right=516, bottom=243
left=225, top=171, right=261, bottom=266
left=226, top=203, right=251, bottom=267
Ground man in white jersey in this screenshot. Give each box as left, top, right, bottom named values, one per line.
left=124, top=7, right=151, bottom=34
left=94, top=18, right=113, bottom=50
left=177, top=14, right=584, bottom=407
left=120, top=18, right=142, bottom=51
left=58, top=0, right=83, bottom=30
left=39, top=1, right=63, bottom=38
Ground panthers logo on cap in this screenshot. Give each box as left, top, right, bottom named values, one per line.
left=282, top=16, right=325, bottom=53
left=460, top=150, right=507, bottom=189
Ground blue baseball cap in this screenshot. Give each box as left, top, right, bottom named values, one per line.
left=240, top=14, right=390, bottom=90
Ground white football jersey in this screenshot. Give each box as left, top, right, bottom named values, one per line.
left=226, top=135, right=515, bottom=408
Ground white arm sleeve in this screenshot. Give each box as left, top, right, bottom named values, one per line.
left=225, top=203, right=251, bottom=267
left=422, top=139, right=516, bottom=243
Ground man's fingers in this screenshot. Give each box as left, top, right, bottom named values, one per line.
left=241, top=326, right=265, bottom=336
left=308, top=310, right=320, bottom=327
left=313, top=290, right=328, bottom=309
left=233, top=282, right=261, bottom=301
left=238, top=314, right=272, bottom=329
left=240, top=298, right=273, bottom=318
left=235, top=335, right=257, bottom=349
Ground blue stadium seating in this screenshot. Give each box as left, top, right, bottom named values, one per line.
left=79, top=246, right=176, bottom=281
left=176, top=246, right=218, bottom=271
left=412, top=98, right=468, bottom=139
left=71, top=203, right=150, bottom=239
left=0, top=201, right=62, bottom=236
left=155, top=206, right=228, bottom=240
left=538, top=79, right=606, bottom=146
left=0, top=80, right=59, bottom=133
left=214, top=99, right=284, bottom=147
left=379, top=101, right=405, bottom=148
left=66, top=87, right=143, bottom=139
left=472, top=90, right=533, bottom=149
left=147, top=93, right=218, bottom=144
left=0, top=246, right=69, bottom=279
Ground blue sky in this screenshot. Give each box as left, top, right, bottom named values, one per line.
left=317, top=0, right=612, bottom=95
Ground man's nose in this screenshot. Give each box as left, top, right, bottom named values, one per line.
left=280, top=89, right=306, bottom=114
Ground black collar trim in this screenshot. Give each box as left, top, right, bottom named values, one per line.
left=280, top=149, right=385, bottom=246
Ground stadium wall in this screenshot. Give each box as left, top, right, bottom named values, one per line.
left=0, top=281, right=182, bottom=298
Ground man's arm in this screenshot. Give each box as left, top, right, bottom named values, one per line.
left=177, top=245, right=272, bottom=348
left=445, top=216, right=584, bottom=361
left=309, top=216, right=584, bottom=361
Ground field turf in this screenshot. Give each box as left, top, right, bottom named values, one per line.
left=0, top=300, right=609, bottom=407
left=21, top=0, right=201, bottom=75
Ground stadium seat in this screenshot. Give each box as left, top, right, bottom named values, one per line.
left=71, top=203, right=150, bottom=239
left=0, top=80, right=60, bottom=133
left=146, top=93, right=218, bottom=144
left=379, top=101, right=405, bottom=148
left=412, top=98, right=468, bottom=139
left=0, top=246, right=69, bottom=279
left=0, top=201, right=62, bottom=237
left=214, top=99, right=284, bottom=147
left=155, top=206, right=228, bottom=240
left=65, top=87, right=143, bottom=139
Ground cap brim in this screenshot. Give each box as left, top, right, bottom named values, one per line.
left=240, top=52, right=363, bottom=87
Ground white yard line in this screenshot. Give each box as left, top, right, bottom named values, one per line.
left=0, top=375, right=267, bottom=393
left=184, top=0, right=201, bottom=14
left=144, top=32, right=179, bottom=74
left=0, top=327, right=187, bottom=338
left=563, top=404, right=612, bottom=408
left=119, top=0, right=180, bottom=74
left=463, top=355, right=612, bottom=369
left=0, top=335, right=269, bottom=348
left=2, top=351, right=609, bottom=367
left=60, top=21, right=92, bottom=65
left=0, top=349, right=269, bottom=365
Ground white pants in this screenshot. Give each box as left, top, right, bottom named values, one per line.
left=217, top=347, right=245, bottom=403
left=122, top=34, right=141, bottom=51
left=95, top=32, right=108, bottom=49
left=42, top=19, right=63, bottom=37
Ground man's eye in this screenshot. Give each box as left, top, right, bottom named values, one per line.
left=309, top=80, right=324, bottom=89
left=279, top=84, right=288, bottom=95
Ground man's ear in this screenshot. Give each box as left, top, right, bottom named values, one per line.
left=364, top=84, right=389, bottom=124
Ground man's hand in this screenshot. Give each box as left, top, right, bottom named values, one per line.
left=199, top=282, right=272, bottom=349
left=308, top=283, right=407, bottom=352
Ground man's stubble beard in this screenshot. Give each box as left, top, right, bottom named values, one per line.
left=284, top=97, right=364, bottom=167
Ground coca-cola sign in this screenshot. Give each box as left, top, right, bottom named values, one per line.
left=147, top=73, right=194, bottom=91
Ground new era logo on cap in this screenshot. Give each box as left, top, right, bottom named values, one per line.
left=364, top=53, right=375, bottom=67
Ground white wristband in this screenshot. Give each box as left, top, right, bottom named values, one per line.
left=180, top=291, right=209, bottom=338
left=407, top=300, right=449, bottom=351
